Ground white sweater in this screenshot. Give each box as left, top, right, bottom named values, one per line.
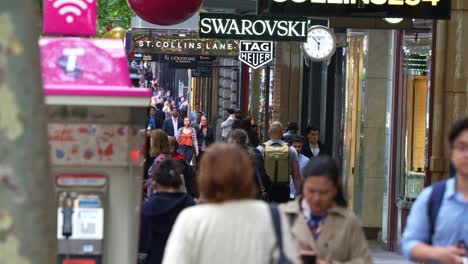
left=162, top=200, right=297, bottom=264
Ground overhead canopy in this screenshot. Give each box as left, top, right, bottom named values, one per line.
left=202, top=0, right=256, bottom=13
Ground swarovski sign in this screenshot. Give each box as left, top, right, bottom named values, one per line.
left=199, top=13, right=308, bottom=42
left=238, top=41, right=274, bottom=69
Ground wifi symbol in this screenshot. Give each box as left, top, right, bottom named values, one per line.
left=53, top=0, right=94, bottom=24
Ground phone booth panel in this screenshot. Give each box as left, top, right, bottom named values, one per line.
left=41, top=37, right=151, bottom=264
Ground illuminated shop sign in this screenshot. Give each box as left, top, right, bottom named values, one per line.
left=131, top=34, right=239, bottom=57
left=199, top=13, right=308, bottom=42
left=257, top=0, right=450, bottom=19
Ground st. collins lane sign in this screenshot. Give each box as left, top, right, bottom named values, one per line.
left=258, top=0, right=450, bottom=20
left=199, top=13, right=308, bottom=42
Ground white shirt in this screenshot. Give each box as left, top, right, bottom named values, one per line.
left=310, top=144, right=320, bottom=157
left=172, top=117, right=178, bottom=136
left=162, top=200, right=297, bottom=264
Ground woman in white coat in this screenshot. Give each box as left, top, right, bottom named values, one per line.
left=162, top=143, right=297, bottom=264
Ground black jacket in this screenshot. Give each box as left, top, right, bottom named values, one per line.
left=139, top=192, right=195, bottom=264
left=154, top=110, right=166, bottom=129
left=302, top=142, right=329, bottom=159
left=196, top=126, right=215, bottom=150
left=162, top=118, right=184, bottom=137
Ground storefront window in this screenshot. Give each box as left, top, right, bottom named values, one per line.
left=400, top=20, right=433, bottom=198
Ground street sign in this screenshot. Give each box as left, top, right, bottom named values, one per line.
left=238, top=41, right=274, bottom=69
left=258, top=0, right=451, bottom=20
left=131, top=33, right=239, bottom=57
left=43, top=0, right=97, bottom=35
left=199, top=13, right=308, bottom=42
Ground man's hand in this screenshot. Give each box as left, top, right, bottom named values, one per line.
left=434, top=246, right=466, bottom=264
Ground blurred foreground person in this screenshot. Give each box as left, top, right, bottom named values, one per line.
left=280, top=156, right=372, bottom=264
left=139, top=159, right=195, bottom=264
left=162, top=144, right=297, bottom=264
left=402, top=117, right=468, bottom=264
left=144, top=130, right=169, bottom=198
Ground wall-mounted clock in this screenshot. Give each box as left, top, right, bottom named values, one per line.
left=303, top=25, right=337, bottom=62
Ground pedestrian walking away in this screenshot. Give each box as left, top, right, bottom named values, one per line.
left=139, top=159, right=195, bottom=264
left=221, top=108, right=236, bottom=141
left=228, top=129, right=272, bottom=201
left=257, top=121, right=300, bottom=203
left=162, top=144, right=297, bottom=264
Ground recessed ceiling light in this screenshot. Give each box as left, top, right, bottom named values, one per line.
left=384, top=18, right=404, bottom=24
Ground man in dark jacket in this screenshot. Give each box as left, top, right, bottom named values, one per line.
left=302, top=126, right=328, bottom=159
left=154, top=103, right=166, bottom=129
left=162, top=108, right=184, bottom=137
left=282, top=122, right=298, bottom=145
left=139, top=159, right=195, bottom=264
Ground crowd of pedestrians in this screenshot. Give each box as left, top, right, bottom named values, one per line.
left=140, top=93, right=468, bottom=264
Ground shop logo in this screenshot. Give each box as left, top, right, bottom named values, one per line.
left=52, top=0, right=94, bottom=24
left=238, top=41, right=274, bottom=69
left=199, top=13, right=308, bottom=42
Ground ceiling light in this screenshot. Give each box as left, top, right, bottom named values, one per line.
left=384, top=18, right=404, bottom=24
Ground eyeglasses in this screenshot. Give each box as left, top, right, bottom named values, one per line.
left=453, top=144, right=468, bottom=153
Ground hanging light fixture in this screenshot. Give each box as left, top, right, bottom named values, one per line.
left=384, top=18, right=404, bottom=24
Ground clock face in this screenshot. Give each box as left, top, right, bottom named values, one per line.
left=303, top=26, right=336, bottom=61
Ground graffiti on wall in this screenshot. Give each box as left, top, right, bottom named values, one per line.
left=48, top=124, right=129, bottom=165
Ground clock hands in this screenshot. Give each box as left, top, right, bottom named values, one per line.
left=312, top=36, right=321, bottom=50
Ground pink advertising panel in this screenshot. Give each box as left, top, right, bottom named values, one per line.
left=43, top=0, right=97, bottom=36
left=40, top=37, right=151, bottom=97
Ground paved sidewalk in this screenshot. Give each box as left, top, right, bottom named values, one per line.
left=372, top=250, right=411, bottom=264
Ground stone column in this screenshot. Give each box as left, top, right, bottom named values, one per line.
left=359, top=30, right=392, bottom=230
left=431, top=0, right=468, bottom=182
left=272, top=42, right=302, bottom=127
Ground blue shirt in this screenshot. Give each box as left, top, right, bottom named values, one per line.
left=401, top=177, right=468, bottom=263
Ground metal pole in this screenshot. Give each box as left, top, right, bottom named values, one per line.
left=0, top=1, right=55, bottom=263
left=264, top=66, right=271, bottom=141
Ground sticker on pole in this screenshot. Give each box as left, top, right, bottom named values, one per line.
left=238, top=41, right=274, bottom=69
left=43, top=0, right=97, bottom=36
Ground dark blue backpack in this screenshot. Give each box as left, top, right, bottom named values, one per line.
left=427, top=180, right=447, bottom=245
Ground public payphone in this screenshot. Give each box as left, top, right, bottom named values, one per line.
left=40, top=37, right=151, bottom=264
left=56, top=174, right=106, bottom=263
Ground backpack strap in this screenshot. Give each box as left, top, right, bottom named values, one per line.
left=269, top=204, right=288, bottom=262
left=427, top=180, right=447, bottom=245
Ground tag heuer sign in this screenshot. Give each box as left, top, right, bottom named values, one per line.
left=199, top=13, right=308, bottom=42
left=239, top=41, right=274, bottom=69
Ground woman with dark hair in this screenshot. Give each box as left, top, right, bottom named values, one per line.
left=196, top=115, right=215, bottom=167
left=162, top=144, right=297, bottom=264
left=139, top=159, right=195, bottom=264
left=280, top=156, right=372, bottom=264
left=239, top=117, right=259, bottom=147
left=228, top=129, right=271, bottom=201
